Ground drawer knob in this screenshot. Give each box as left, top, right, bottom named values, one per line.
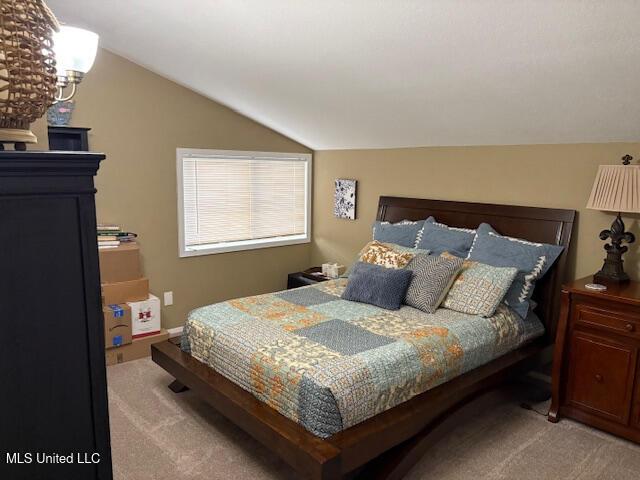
left=625, top=323, right=635, bottom=332
left=595, top=374, right=603, bottom=383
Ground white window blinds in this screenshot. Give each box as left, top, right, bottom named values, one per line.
left=178, top=150, right=311, bottom=256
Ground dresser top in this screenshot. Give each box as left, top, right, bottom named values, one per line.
left=564, top=276, right=640, bottom=306
left=0, top=150, right=105, bottom=176
left=0, top=150, right=105, bottom=160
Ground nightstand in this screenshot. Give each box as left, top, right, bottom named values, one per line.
left=287, top=268, right=331, bottom=289
left=549, top=277, right=640, bottom=444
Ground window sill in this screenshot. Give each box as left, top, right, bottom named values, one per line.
left=179, top=234, right=310, bottom=257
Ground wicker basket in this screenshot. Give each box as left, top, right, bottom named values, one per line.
left=0, top=0, right=58, bottom=146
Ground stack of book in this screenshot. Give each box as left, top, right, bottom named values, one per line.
left=97, top=224, right=138, bottom=249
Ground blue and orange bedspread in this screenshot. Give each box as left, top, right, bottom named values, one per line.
left=181, top=279, right=543, bottom=438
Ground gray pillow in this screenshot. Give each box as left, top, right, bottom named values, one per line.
left=416, top=217, right=476, bottom=257
left=342, top=262, right=412, bottom=310
left=405, top=255, right=464, bottom=313
left=372, top=219, right=425, bottom=247
left=468, top=223, right=564, bottom=318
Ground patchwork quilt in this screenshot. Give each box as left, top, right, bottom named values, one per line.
left=181, top=279, right=543, bottom=438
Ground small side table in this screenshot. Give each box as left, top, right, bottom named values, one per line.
left=287, top=268, right=331, bottom=289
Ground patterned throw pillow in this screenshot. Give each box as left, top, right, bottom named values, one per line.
left=441, top=252, right=518, bottom=317
left=342, top=242, right=428, bottom=278
left=468, top=223, right=564, bottom=318
left=358, top=241, right=415, bottom=269
left=404, top=254, right=464, bottom=313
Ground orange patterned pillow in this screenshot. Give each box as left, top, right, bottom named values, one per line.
left=358, top=241, right=415, bottom=269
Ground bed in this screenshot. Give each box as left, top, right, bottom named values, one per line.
left=152, top=196, right=575, bottom=479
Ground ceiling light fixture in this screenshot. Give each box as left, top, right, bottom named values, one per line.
left=53, top=26, right=99, bottom=104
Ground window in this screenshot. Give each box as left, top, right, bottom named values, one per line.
left=177, top=148, right=312, bottom=256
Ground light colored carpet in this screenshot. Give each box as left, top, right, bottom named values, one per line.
left=107, top=358, right=640, bottom=480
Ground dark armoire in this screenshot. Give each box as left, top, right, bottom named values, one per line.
left=0, top=151, right=112, bottom=480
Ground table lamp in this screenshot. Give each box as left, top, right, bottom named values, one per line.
left=586, top=154, right=640, bottom=284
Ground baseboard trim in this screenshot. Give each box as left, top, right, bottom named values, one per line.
left=167, top=326, right=183, bottom=338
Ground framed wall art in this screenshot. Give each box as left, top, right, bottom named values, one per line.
left=334, top=179, right=357, bottom=219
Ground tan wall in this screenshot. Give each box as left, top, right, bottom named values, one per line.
left=31, top=118, right=48, bottom=148
left=35, top=49, right=311, bottom=329
left=311, top=144, right=640, bottom=282
left=27, top=49, right=640, bottom=328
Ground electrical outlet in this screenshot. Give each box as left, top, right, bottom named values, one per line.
left=163, top=291, right=174, bottom=306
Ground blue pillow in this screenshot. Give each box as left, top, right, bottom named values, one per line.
left=468, top=223, right=564, bottom=318
left=372, top=220, right=425, bottom=248
left=416, top=217, right=476, bottom=257
left=342, top=262, right=412, bottom=310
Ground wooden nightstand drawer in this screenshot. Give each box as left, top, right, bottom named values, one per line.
left=567, top=332, right=636, bottom=424
left=575, top=305, right=640, bottom=340
left=575, top=305, right=640, bottom=339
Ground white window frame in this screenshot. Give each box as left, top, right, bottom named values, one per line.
left=176, top=148, right=312, bottom=257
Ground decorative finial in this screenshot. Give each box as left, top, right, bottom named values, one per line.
left=622, top=154, right=633, bottom=165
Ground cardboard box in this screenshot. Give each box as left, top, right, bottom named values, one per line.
left=105, top=329, right=169, bottom=366
left=99, top=243, right=142, bottom=283
left=102, top=277, right=149, bottom=305
left=128, top=294, right=161, bottom=339
left=103, top=304, right=132, bottom=349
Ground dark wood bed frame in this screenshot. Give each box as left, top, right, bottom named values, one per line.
left=152, top=196, right=576, bottom=479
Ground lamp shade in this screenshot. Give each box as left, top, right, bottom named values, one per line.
left=586, top=165, right=640, bottom=213
left=53, top=26, right=99, bottom=75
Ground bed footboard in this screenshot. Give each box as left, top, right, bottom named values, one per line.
left=151, top=339, right=342, bottom=480
left=152, top=338, right=548, bottom=479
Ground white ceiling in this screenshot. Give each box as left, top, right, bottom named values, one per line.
left=47, top=0, right=640, bottom=150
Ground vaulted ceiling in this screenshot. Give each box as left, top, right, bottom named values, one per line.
left=47, top=0, right=640, bottom=150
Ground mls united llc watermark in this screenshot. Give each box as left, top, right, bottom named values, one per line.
left=5, top=452, right=101, bottom=465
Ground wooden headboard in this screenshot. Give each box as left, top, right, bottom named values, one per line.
left=377, top=196, right=576, bottom=342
